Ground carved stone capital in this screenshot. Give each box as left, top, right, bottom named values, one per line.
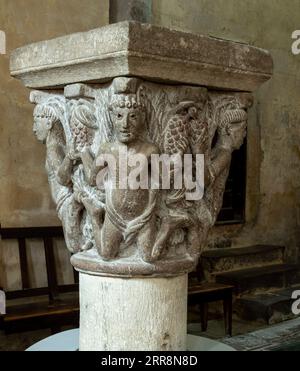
left=10, top=21, right=273, bottom=278
left=30, top=78, right=253, bottom=277
left=10, top=20, right=273, bottom=351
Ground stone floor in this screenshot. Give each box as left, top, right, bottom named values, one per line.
left=222, top=317, right=300, bottom=351
left=1, top=313, right=300, bottom=351
left=0, top=318, right=266, bottom=351
left=0, top=325, right=74, bottom=351
left=188, top=316, right=300, bottom=351
left=187, top=303, right=266, bottom=339
left=0, top=328, right=52, bottom=351
left=187, top=318, right=264, bottom=340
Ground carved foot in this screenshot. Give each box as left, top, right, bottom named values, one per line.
left=151, top=244, right=165, bottom=262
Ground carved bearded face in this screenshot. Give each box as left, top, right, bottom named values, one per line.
left=112, top=105, right=144, bottom=144
left=33, top=106, right=55, bottom=143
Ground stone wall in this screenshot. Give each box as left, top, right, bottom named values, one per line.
left=153, top=0, right=300, bottom=262
left=1, top=0, right=299, bottom=289
left=0, top=0, right=109, bottom=289
left=0, top=0, right=109, bottom=227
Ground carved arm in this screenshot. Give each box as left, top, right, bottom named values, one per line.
left=81, top=148, right=100, bottom=186
left=56, top=154, right=76, bottom=186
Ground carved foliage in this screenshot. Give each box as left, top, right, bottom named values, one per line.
left=31, top=78, right=253, bottom=273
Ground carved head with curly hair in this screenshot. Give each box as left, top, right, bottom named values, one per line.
left=33, top=96, right=65, bottom=143
left=109, top=77, right=146, bottom=144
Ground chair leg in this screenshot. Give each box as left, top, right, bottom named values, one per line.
left=223, top=295, right=233, bottom=337
left=199, top=303, right=208, bottom=333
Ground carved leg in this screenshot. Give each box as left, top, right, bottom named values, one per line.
left=100, top=217, right=123, bottom=260
left=151, top=218, right=173, bottom=261
left=137, top=215, right=156, bottom=263
left=152, top=214, right=191, bottom=261
left=61, top=198, right=83, bottom=253
left=81, top=196, right=104, bottom=252
left=187, top=225, right=209, bottom=259
left=187, top=225, right=199, bottom=255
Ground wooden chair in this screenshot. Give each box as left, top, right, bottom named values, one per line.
left=0, top=227, right=79, bottom=334
left=188, top=282, right=234, bottom=337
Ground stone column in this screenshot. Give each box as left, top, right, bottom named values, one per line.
left=10, top=21, right=273, bottom=351
left=80, top=274, right=187, bottom=351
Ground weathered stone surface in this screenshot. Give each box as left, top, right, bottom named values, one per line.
left=80, top=273, right=187, bottom=351
left=109, top=0, right=152, bottom=23
left=151, top=0, right=300, bottom=268
left=29, top=78, right=253, bottom=277
left=236, top=286, right=300, bottom=325
left=72, top=249, right=194, bottom=278
left=10, top=21, right=273, bottom=91
left=0, top=0, right=110, bottom=291
left=9, top=16, right=273, bottom=352
left=201, top=245, right=285, bottom=281
left=2, top=0, right=299, bottom=299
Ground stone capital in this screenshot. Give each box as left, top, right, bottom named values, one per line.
left=10, top=20, right=273, bottom=351
left=10, top=21, right=272, bottom=279
left=10, top=21, right=273, bottom=91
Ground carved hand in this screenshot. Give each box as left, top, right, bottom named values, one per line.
left=67, top=145, right=81, bottom=163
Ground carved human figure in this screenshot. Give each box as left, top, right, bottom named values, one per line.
left=151, top=101, right=203, bottom=261
left=205, top=95, right=252, bottom=226
left=151, top=95, right=250, bottom=262
left=33, top=98, right=84, bottom=253
left=31, top=81, right=252, bottom=276
left=81, top=78, right=159, bottom=262
left=69, top=101, right=106, bottom=252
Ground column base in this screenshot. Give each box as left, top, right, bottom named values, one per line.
left=71, top=249, right=195, bottom=278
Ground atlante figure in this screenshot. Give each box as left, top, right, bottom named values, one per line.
left=81, top=78, right=159, bottom=262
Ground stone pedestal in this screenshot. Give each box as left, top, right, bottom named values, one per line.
left=10, top=21, right=273, bottom=351
left=80, top=273, right=187, bottom=351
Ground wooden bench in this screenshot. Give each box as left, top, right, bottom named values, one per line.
left=188, top=282, right=234, bottom=337
left=0, top=227, right=79, bottom=334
